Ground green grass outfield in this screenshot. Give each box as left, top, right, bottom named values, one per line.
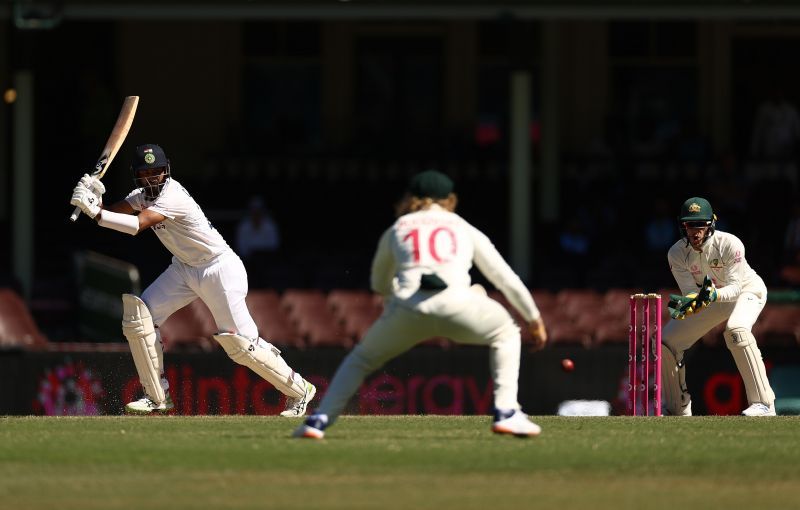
left=1, top=416, right=799, bottom=510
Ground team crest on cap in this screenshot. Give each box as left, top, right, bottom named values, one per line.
left=144, top=153, right=156, bottom=164
left=688, top=203, right=702, bottom=212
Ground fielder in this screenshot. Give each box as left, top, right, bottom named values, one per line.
left=70, top=144, right=316, bottom=416
left=663, top=197, right=775, bottom=416
left=294, top=170, right=548, bottom=439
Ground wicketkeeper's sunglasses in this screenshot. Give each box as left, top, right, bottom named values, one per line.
left=683, top=221, right=712, bottom=229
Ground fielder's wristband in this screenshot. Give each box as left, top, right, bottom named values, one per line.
left=97, top=209, right=140, bottom=235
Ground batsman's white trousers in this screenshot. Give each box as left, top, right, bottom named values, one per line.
left=142, top=251, right=258, bottom=339
left=316, top=288, right=523, bottom=420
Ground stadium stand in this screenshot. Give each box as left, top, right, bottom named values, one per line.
left=246, top=289, right=304, bottom=348
left=752, top=304, right=800, bottom=347
left=158, top=299, right=218, bottom=352
left=281, top=288, right=350, bottom=348
left=0, top=288, right=49, bottom=349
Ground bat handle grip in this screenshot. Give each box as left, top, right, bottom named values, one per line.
left=70, top=206, right=82, bottom=222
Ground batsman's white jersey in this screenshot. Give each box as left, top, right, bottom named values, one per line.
left=667, top=231, right=766, bottom=301
left=126, top=179, right=229, bottom=266
left=125, top=178, right=257, bottom=338
left=315, top=204, right=540, bottom=419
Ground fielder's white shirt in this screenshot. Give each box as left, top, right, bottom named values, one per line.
left=371, top=205, right=540, bottom=322
left=667, top=230, right=766, bottom=302
left=125, top=178, right=231, bottom=266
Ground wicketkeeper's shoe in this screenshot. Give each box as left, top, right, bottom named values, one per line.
left=293, top=413, right=329, bottom=439
left=125, top=394, right=175, bottom=415
left=663, top=401, right=693, bottom=416
left=280, top=380, right=317, bottom=417
left=742, top=402, right=777, bottom=416
left=491, top=408, right=542, bottom=437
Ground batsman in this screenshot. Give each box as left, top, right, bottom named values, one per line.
left=663, top=197, right=775, bottom=416
left=69, top=144, right=316, bottom=416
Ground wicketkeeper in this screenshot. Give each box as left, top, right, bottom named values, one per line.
left=70, top=144, right=316, bottom=416
left=663, top=197, right=775, bottom=416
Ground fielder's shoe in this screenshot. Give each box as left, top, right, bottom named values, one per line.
left=280, top=380, right=317, bottom=417
left=125, top=394, right=174, bottom=415
left=492, top=408, right=542, bottom=437
left=293, top=413, right=328, bottom=439
left=742, top=402, right=776, bottom=416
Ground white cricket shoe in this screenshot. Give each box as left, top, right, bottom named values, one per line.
left=742, top=402, right=776, bottom=416
left=293, top=413, right=329, bottom=439
left=492, top=409, right=542, bottom=437
left=125, top=394, right=174, bottom=415
left=280, top=381, right=317, bottom=417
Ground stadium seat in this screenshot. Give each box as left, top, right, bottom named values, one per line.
left=246, top=290, right=304, bottom=348
left=0, top=288, right=49, bottom=349
left=294, top=311, right=351, bottom=349
left=531, top=288, right=556, bottom=310
left=158, top=299, right=217, bottom=352
left=752, top=305, right=800, bottom=347
left=328, top=289, right=382, bottom=324
left=281, top=288, right=328, bottom=316
left=556, top=289, right=604, bottom=321
left=602, top=288, right=639, bottom=318
left=578, top=312, right=628, bottom=345
left=282, top=289, right=350, bottom=347
left=547, top=322, right=593, bottom=349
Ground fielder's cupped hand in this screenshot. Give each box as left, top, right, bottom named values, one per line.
left=78, top=174, right=106, bottom=197
left=70, top=185, right=101, bottom=218
left=528, top=318, right=547, bottom=351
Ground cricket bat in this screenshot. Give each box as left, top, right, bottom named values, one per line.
left=70, top=95, right=139, bottom=222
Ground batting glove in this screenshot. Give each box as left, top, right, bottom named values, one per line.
left=70, top=185, right=101, bottom=219
left=78, top=174, right=106, bottom=197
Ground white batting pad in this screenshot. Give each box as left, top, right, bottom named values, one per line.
left=661, top=347, right=692, bottom=415
left=121, top=294, right=166, bottom=404
left=724, top=328, right=775, bottom=406
left=214, top=333, right=305, bottom=399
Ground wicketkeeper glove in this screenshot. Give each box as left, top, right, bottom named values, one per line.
left=70, top=185, right=101, bottom=219
left=78, top=174, right=106, bottom=197
left=695, top=275, right=717, bottom=309
left=668, top=293, right=699, bottom=320
left=668, top=276, right=717, bottom=320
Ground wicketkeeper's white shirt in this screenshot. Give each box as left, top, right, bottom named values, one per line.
left=371, top=204, right=540, bottom=322
left=667, top=230, right=767, bottom=302
left=125, top=178, right=230, bottom=267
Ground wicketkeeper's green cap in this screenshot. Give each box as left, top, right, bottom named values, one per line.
left=679, top=197, right=714, bottom=222
left=407, top=170, right=454, bottom=199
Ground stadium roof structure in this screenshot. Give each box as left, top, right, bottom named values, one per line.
left=6, top=0, right=800, bottom=22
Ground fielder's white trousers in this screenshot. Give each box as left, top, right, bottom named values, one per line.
left=316, top=288, right=523, bottom=420
left=142, top=251, right=258, bottom=339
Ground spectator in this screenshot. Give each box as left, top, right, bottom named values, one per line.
left=236, top=196, right=281, bottom=259
left=750, top=88, right=800, bottom=160
left=644, top=198, right=675, bottom=254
